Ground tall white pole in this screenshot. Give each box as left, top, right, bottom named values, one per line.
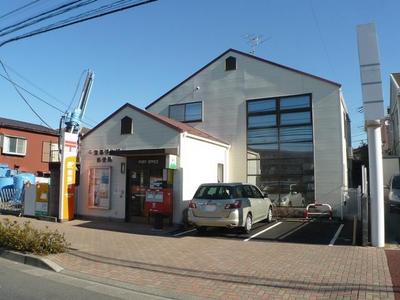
left=357, top=23, right=385, bottom=247
left=366, top=120, right=385, bottom=247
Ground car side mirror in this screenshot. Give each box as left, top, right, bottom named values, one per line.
left=263, top=192, right=268, bottom=198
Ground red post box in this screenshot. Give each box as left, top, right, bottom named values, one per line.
left=144, top=188, right=173, bottom=218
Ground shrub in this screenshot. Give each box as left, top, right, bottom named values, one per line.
left=0, top=218, right=69, bottom=255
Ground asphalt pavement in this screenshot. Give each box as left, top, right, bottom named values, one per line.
left=172, top=218, right=353, bottom=246
left=0, top=257, right=171, bottom=300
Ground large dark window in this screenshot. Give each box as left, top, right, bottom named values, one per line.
left=247, top=94, right=314, bottom=207
left=169, top=101, right=202, bottom=122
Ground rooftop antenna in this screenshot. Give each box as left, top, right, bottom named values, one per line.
left=244, top=34, right=269, bottom=55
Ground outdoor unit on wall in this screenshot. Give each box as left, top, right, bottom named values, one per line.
left=0, top=134, right=3, bottom=148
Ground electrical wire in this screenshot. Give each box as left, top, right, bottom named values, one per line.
left=0, top=0, right=158, bottom=47
left=309, top=0, right=336, bottom=79
left=0, top=0, right=98, bottom=38
left=0, top=62, right=97, bottom=125
left=1, top=61, right=68, bottom=108
left=0, top=59, right=52, bottom=128
left=67, top=70, right=86, bottom=113
left=0, top=0, right=42, bottom=21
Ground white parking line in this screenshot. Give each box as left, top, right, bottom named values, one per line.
left=243, top=222, right=282, bottom=242
left=173, top=228, right=197, bottom=237
left=278, top=221, right=310, bottom=240
left=329, top=224, right=344, bottom=246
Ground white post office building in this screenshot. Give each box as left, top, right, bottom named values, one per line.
left=77, top=49, right=351, bottom=223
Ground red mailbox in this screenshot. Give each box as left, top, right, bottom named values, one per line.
left=144, top=188, right=173, bottom=217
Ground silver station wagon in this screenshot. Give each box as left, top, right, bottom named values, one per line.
left=188, top=183, right=273, bottom=233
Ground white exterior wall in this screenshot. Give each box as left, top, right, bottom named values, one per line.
left=147, top=51, right=346, bottom=213
left=175, top=134, right=229, bottom=223
left=78, top=106, right=180, bottom=220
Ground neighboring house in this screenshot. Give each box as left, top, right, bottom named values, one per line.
left=0, top=117, right=59, bottom=175
left=389, top=73, right=400, bottom=155
left=78, top=49, right=351, bottom=223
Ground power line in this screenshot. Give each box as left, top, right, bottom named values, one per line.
left=0, top=62, right=97, bottom=125
left=0, top=59, right=52, bottom=128
left=0, top=0, right=42, bottom=21
left=1, top=61, right=68, bottom=108
left=0, top=0, right=97, bottom=38
left=0, top=0, right=158, bottom=47
left=309, top=0, right=336, bottom=79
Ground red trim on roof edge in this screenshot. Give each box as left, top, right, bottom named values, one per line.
left=81, top=102, right=228, bottom=145
left=145, top=48, right=341, bottom=109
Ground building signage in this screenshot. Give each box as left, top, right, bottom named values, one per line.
left=166, top=155, right=177, bottom=169
left=35, top=183, right=49, bottom=217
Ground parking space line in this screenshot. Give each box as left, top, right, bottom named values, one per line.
left=278, top=221, right=310, bottom=240
left=329, top=224, right=344, bottom=246
left=173, top=228, right=197, bottom=237
left=243, top=222, right=282, bottom=242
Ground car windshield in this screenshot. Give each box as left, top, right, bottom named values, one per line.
left=194, top=186, right=235, bottom=200
left=393, top=176, right=400, bottom=189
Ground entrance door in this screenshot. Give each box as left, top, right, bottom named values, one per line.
left=126, top=156, right=166, bottom=221
left=128, top=169, right=148, bottom=217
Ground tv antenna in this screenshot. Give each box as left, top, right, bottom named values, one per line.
left=244, top=34, right=269, bottom=55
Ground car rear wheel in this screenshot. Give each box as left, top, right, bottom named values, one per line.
left=196, top=226, right=207, bottom=233
left=242, top=214, right=252, bottom=234
left=267, top=207, right=273, bottom=223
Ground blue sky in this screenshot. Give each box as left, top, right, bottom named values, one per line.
left=0, top=0, right=399, bottom=147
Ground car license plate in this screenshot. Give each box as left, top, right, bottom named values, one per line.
left=205, top=205, right=216, bottom=212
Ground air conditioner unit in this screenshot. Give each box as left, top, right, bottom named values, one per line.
left=0, top=134, right=3, bottom=148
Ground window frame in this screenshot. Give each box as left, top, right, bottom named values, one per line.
left=168, top=101, right=203, bottom=123
left=225, top=56, right=237, bottom=71
left=120, top=116, right=133, bottom=135
left=246, top=93, right=314, bottom=207
left=2, top=135, right=27, bottom=156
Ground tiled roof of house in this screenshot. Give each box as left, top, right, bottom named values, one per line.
left=0, top=117, right=59, bottom=136
left=82, top=103, right=229, bottom=146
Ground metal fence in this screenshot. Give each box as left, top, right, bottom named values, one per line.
left=0, top=188, right=22, bottom=212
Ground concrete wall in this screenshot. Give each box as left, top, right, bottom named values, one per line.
left=173, top=134, right=228, bottom=223
left=78, top=106, right=180, bottom=220
left=147, top=51, right=346, bottom=213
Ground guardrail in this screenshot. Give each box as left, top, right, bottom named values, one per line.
left=304, top=203, right=333, bottom=220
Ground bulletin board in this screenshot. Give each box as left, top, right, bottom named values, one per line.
left=88, top=167, right=111, bottom=209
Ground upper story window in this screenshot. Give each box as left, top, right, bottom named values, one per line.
left=2, top=135, right=27, bottom=156
left=169, top=101, right=202, bottom=122
left=121, top=116, right=133, bottom=134
left=225, top=56, right=236, bottom=71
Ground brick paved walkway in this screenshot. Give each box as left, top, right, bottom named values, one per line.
left=0, top=215, right=395, bottom=299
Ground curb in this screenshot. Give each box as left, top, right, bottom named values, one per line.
left=0, top=248, right=64, bottom=272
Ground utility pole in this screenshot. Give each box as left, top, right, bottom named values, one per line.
left=58, top=70, right=94, bottom=222
left=356, top=23, right=385, bottom=247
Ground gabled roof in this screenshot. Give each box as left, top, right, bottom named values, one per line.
left=82, top=103, right=229, bottom=145
left=392, top=73, right=400, bottom=88
left=146, top=48, right=341, bottom=109
left=0, top=117, right=58, bottom=136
